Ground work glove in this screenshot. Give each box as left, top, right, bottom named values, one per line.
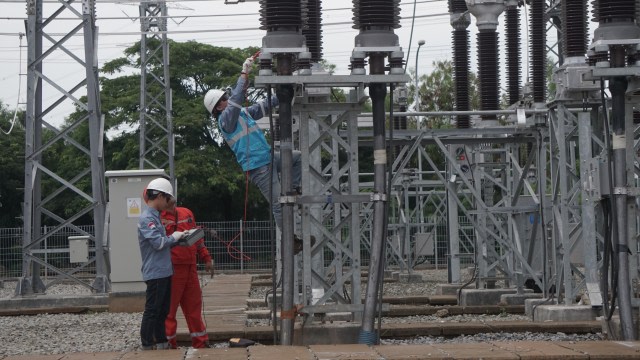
left=242, top=57, right=254, bottom=74
left=205, top=260, right=214, bottom=278
left=171, top=231, right=185, bottom=241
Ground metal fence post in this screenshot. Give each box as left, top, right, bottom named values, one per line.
left=43, top=225, right=47, bottom=281
left=239, top=219, right=244, bottom=274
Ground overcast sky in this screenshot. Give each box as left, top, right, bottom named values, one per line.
left=0, top=0, right=557, bottom=127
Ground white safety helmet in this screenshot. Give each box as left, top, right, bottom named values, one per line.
left=204, top=89, right=226, bottom=114
left=146, top=177, right=174, bottom=198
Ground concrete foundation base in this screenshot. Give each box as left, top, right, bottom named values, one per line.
left=532, top=304, right=601, bottom=323
left=459, top=288, right=531, bottom=306
left=108, top=291, right=145, bottom=313
left=435, top=283, right=470, bottom=296
left=293, top=322, right=360, bottom=345
left=500, top=293, right=543, bottom=306
left=266, top=293, right=283, bottom=308
left=0, top=293, right=108, bottom=315
left=525, top=298, right=555, bottom=318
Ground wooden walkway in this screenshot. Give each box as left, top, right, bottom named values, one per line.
left=175, top=273, right=253, bottom=342
left=4, top=341, right=640, bottom=359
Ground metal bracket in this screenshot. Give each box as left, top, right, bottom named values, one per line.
left=624, top=187, right=640, bottom=196
left=613, top=187, right=628, bottom=195
left=279, top=195, right=297, bottom=204
left=370, top=193, right=387, bottom=202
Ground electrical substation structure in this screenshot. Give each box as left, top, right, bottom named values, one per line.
left=16, top=0, right=640, bottom=345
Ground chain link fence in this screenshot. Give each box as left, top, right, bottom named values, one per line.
left=0, top=218, right=476, bottom=281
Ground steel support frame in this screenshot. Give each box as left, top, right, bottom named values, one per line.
left=359, top=127, right=543, bottom=291
left=577, top=109, right=606, bottom=306
left=18, top=0, right=107, bottom=295
left=548, top=103, right=587, bottom=304
left=436, top=135, right=541, bottom=289
left=297, top=99, right=364, bottom=320
left=138, top=2, right=174, bottom=183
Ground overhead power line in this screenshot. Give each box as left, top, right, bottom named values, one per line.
left=0, top=0, right=445, bottom=20
left=0, top=13, right=447, bottom=37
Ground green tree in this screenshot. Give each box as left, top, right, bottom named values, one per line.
left=99, top=40, right=265, bottom=222
left=412, top=59, right=480, bottom=128
left=0, top=100, right=25, bottom=227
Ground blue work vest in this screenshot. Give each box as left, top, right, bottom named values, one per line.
left=221, top=110, right=271, bottom=172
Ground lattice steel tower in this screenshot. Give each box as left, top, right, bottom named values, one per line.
left=138, top=1, right=174, bottom=183
left=17, top=0, right=108, bottom=295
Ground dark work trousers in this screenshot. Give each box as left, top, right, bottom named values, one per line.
left=140, top=276, right=172, bottom=347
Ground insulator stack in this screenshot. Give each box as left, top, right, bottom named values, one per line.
left=302, top=0, right=323, bottom=63
left=259, top=0, right=302, bottom=31
left=593, top=0, right=636, bottom=22
left=587, top=52, right=609, bottom=66
left=449, top=0, right=470, bottom=128
left=591, top=0, right=599, bottom=22
left=448, top=0, right=467, bottom=13
left=349, top=57, right=367, bottom=72
left=259, top=57, right=273, bottom=73
left=530, top=0, right=546, bottom=103
left=352, top=0, right=401, bottom=30
left=297, top=56, right=311, bottom=71
left=453, top=29, right=470, bottom=128
left=505, top=6, right=520, bottom=105
left=478, top=30, right=499, bottom=120
left=562, top=0, right=588, bottom=58
left=388, top=56, right=404, bottom=72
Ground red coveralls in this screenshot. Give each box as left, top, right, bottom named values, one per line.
left=161, top=207, right=211, bottom=348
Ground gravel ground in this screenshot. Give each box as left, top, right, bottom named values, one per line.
left=0, top=270, right=604, bottom=357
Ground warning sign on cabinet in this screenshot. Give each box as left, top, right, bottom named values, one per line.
left=127, top=198, right=142, bottom=218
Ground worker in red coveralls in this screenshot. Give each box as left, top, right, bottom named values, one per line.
left=160, top=203, right=213, bottom=348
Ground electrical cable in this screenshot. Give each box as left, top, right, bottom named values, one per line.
left=1, top=33, right=23, bottom=136
left=266, top=85, right=280, bottom=345
left=0, top=13, right=448, bottom=37
left=456, top=146, right=478, bottom=303
left=537, top=130, right=547, bottom=297
left=403, top=0, right=419, bottom=72
left=600, top=79, right=618, bottom=320
left=602, top=196, right=617, bottom=320
left=529, top=134, right=556, bottom=322
left=375, top=83, right=396, bottom=345
left=457, top=260, right=478, bottom=304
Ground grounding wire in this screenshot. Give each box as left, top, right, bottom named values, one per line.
left=1, top=33, right=23, bottom=136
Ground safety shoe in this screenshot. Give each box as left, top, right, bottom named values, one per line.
left=156, top=342, right=171, bottom=350
left=141, top=345, right=155, bottom=351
